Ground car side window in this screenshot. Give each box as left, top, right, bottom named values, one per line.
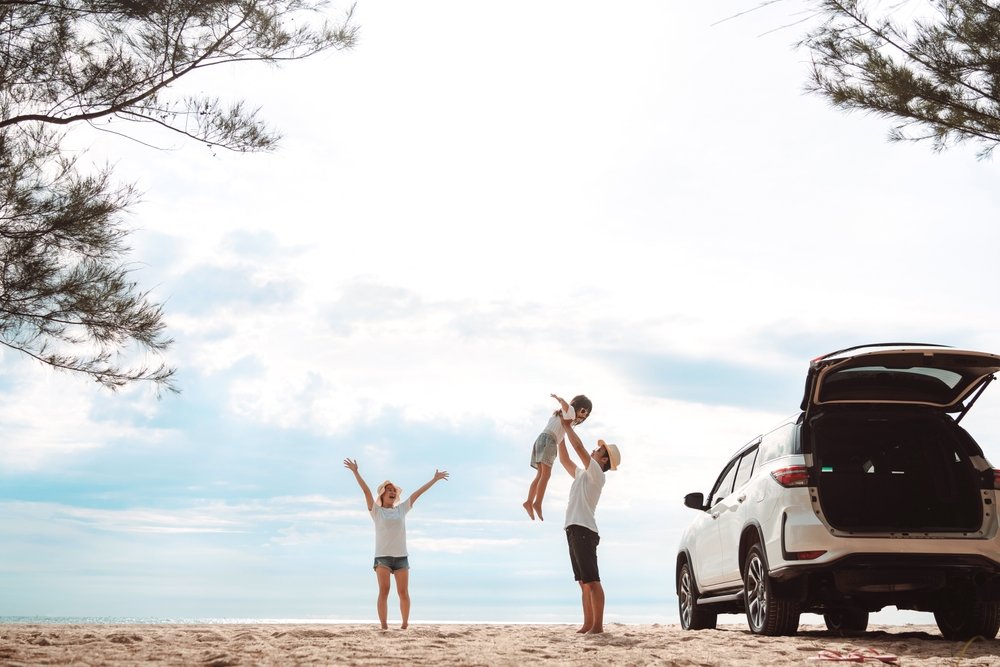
left=733, top=446, right=759, bottom=490
left=757, top=423, right=800, bottom=465
left=710, top=459, right=739, bottom=507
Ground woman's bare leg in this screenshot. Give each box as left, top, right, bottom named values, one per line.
left=394, top=568, right=411, bottom=629
left=375, top=566, right=392, bottom=630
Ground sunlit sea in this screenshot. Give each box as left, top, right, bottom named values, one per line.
left=0, top=617, right=381, bottom=625
left=0, top=617, right=574, bottom=625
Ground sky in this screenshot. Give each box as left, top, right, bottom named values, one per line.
left=3, top=0, right=1000, bottom=626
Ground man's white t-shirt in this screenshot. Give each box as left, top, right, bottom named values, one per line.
left=370, top=499, right=412, bottom=557
left=564, top=458, right=605, bottom=534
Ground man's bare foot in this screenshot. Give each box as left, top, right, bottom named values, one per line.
left=380, top=624, right=389, bottom=631
left=532, top=501, right=544, bottom=521
left=522, top=501, right=535, bottom=520
left=586, top=628, right=604, bottom=634
left=576, top=626, right=592, bottom=634
left=400, top=624, right=408, bottom=630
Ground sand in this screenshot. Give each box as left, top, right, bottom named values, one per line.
left=2, top=623, right=999, bottom=666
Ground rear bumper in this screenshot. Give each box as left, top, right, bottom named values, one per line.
left=771, top=551, right=1000, bottom=581
left=763, top=504, right=1000, bottom=608
left=774, top=503, right=1000, bottom=569
left=770, top=553, right=1000, bottom=610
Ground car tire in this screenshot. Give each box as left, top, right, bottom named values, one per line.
left=743, top=543, right=800, bottom=636
left=678, top=560, right=717, bottom=630
left=823, top=608, right=869, bottom=633
left=934, top=601, right=1000, bottom=640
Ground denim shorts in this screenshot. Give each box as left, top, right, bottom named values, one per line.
left=530, top=432, right=558, bottom=469
left=566, top=525, right=601, bottom=583
left=373, top=556, right=410, bottom=572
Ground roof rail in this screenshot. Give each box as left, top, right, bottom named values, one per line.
left=812, top=342, right=951, bottom=363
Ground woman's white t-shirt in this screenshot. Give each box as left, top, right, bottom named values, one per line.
left=370, top=499, right=412, bottom=557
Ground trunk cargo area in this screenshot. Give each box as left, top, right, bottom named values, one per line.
left=810, top=411, right=984, bottom=532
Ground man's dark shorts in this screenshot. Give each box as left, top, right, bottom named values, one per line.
left=566, top=525, right=601, bottom=583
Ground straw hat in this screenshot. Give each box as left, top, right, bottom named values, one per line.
left=598, top=439, right=621, bottom=471
left=375, top=480, right=402, bottom=507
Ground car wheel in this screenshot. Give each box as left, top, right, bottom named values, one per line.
left=743, top=543, right=800, bottom=636
left=934, top=601, right=1000, bottom=640
left=823, top=608, right=869, bottom=633
left=678, top=560, right=717, bottom=630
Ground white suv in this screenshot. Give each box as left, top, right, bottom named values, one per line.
left=677, top=343, right=1000, bottom=638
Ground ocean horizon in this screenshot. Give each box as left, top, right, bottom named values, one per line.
left=0, top=610, right=939, bottom=627
left=0, top=616, right=636, bottom=625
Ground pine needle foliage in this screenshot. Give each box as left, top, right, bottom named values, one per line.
left=0, top=1, right=357, bottom=393
left=803, top=0, right=1000, bottom=157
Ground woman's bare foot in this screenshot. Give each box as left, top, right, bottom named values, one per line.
left=522, top=501, right=535, bottom=520
left=576, top=626, right=591, bottom=634
left=532, top=501, right=544, bottom=521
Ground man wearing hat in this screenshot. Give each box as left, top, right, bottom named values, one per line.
left=558, top=419, right=621, bottom=635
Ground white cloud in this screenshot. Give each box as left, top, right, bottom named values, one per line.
left=5, top=0, right=1000, bottom=624
left=409, top=537, right=525, bottom=554
left=0, top=359, right=174, bottom=472
left=1, top=495, right=365, bottom=537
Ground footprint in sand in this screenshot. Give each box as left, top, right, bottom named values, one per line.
left=289, top=629, right=337, bottom=639
left=202, top=652, right=238, bottom=667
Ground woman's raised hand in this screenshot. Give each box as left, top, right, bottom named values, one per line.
left=343, top=458, right=359, bottom=472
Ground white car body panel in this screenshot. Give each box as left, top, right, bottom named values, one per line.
left=677, top=343, right=1000, bottom=638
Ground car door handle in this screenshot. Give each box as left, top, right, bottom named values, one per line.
left=737, top=494, right=747, bottom=503
left=711, top=512, right=720, bottom=520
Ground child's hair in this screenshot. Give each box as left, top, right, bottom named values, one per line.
left=570, top=395, right=592, bottom=415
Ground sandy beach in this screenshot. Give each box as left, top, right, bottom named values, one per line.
left=2, top=623, right=1000, bottom=666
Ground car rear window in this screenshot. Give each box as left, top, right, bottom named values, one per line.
left=822, top=366, right=963, bottom=404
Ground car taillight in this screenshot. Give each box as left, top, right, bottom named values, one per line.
left=991, top=469, right=1000, bottom=490
left=789, top=550, right=826, bottom=561
left=771, top=465, right=809, bottom=488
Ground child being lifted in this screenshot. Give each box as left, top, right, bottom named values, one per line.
left=522, top=393, right=592, bottom=520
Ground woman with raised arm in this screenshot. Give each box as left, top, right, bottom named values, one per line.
left=343, top=458, right=449, bottom=630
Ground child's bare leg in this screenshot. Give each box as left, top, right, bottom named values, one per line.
left=394, top=569, right=410, bottom=629
left=375, top=566, right=392, bottom=630
left=523, top=468, right=541, bottom=519
left=531, top=462, right=552, bottom=521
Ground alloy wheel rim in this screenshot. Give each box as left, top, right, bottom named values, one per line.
left=746, top=554, right=766, bottom=630
left=680, top=568, right=693, bottom=627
